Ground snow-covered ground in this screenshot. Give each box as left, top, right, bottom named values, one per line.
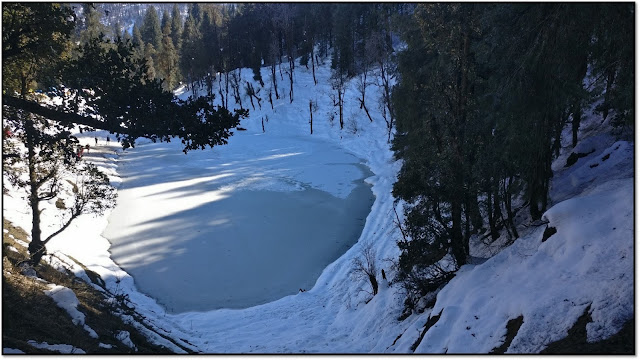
left=2, top=56, right=633, bottom=353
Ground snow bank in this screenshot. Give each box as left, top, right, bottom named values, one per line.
left=44, top=284, right=99, bottom=338
left=115, top=330, right=137, bottom=351
left=415, top=173, right=633, bottom=353
left=26, top=340, right=86, bottom=354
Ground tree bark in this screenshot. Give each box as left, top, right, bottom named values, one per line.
left=368, top=273, right=378, bottom=296
left=311, top=44, right=317, bottom=85
left=572, top=104, right=581, bottom=148
left=309, top=100, right=313, bottom=134
left=451, top=198, right=466, bottom=267
left=271, top=63, right=279, bottom=100
left=3, top=95, right=128, bottom=134
left=338, top=87, right=344, bottom=130
left=25, top=117, right=46, bottom=265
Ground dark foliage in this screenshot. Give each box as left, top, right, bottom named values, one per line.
left=392, top=3, right=633, bottom=303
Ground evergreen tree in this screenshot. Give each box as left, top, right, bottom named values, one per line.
left=200, top=10, right=221, bottom=95
left=486, top=4, right=595, bottom=220
left=331, top=4, right=357, bottom=78
left=390, top=3, right=633, bottom=306
left=122, top=27, right=132, bottom=43
left=161, top=9, right=171, bottom=36
left=132, top=23, right=143, bottom=48
left=170, top=4, right=183, bottom=51
left=141, top=5, right=162, bottom=50
left=143, top=42, right=157, bottom=80
left=3, top=3, right=115, bottom=265
left=190, top=3, right=203, bottom=26
left=589, top=4, right=634, bottom=128
left=157, top=34, right=179, bottom=90
left=78, top=3, right=107, bottom=44
left=131, top=23, right=144, bottom=59
left=393, top=4, right=481, bottom=282
left=111, top=21, right=122, bottom=40
left=180, top=15, right=201, bottom=93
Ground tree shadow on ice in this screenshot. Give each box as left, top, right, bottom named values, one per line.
left=105, top=185, right=373, bottom=313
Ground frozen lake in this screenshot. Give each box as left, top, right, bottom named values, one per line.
left=102, top=133, right=374, bottom=313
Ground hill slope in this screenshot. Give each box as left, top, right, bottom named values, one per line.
left=2, top=57, right=633, bottom=354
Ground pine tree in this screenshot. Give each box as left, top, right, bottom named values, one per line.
left=132, top=23, right=143, bottom=48
left=390, top=3, right=633, bottom=306
left=200, top=10, right=221, bottom=95
left=331, top=4, right=357, bottom=78
left=487, top=4, right=595, bottom=220
left=111, top=21, right=122, bottom=40
left=157, top=34, right=179, bottom=91
left=180, top=15, right=201, bottom=94
left=190, top=3, right=203, bottom=26
left=143, top=42, right=157, bottom=80
left=122, top=27, right=132, bottom=43
left=170, top=4, right=183, bottom=52
left=141, top=5, right=162, bottom=50
left=393, top=4, right=481, bottom=274
left=131, top=23, right=144, bottom=59
left=161, top=9, right=171, bottom=36
left=589, top=4, right=634, bottom=128
left=79, top=3, right=107, bottom=44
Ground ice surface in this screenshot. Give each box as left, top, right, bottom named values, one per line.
left=102, top=134, right=375, bottom=312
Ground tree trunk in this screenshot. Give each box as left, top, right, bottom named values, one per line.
left=25, top=118, right=46, bottom=265
left=288, top=56, right=294, bottom=103
left=338, top=87, right=344, bottom=130
left=309, top=100, right=313, bottom=134
left=361, top=101, right=373, bottom=123
left=224, top=71, right=230, bottom=109
left=464, top=195, right=472, bottom=244
left=248, top=92, right=255, bottom=110
left=269, top=90, right=274, bottom=110
left=487, top=188, right=497, bottom=239
left=271, top=63, right=279, bottom=100
left=572, top=104, right=581, bottom=148
left=379, top=60, right=394, bottom=142
left=368, top=273, right=378, bottom=296
left=311, top=44, right=317, bottom=85
left=602, top=68, right=616, bottom=121
left=529, top=116, right=553, bottom=220
left=451, top=198, right=466, bottom=267
left=452, top=16, right=471, bottom=266
left=218, top=76, right=225, bottom=109
left=504, top=177, right=519, bottom=238
left=359, top=72, right=374, bottom=122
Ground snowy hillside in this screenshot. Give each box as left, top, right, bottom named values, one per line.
left=2, top=57, right=633, bottom=354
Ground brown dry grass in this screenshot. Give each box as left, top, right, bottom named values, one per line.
left=2, top=218, right=174, bottom=354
